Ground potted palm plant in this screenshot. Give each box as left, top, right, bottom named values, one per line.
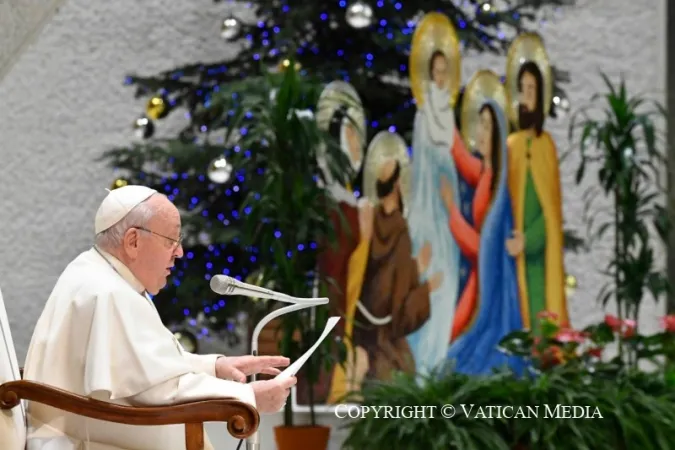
left=566, top=72, right=667, bottom=357
left=211, top=59, right=351, bottom=450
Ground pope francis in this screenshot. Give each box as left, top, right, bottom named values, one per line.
left=22, top=185, right=296, bottom=450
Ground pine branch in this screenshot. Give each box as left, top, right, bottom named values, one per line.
left=103, top=0, right=576, bottom=328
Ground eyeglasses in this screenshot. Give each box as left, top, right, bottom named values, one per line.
left=135, top=227, right=183, bottom=249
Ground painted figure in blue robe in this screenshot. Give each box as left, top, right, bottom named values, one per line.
left=443, top=99, right=526, bottom=376
left=405, top=49, right=464, bottom=377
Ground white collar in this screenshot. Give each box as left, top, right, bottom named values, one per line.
left=92, top=246, right=146, bottom=295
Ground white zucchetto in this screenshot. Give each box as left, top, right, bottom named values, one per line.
left=94, top=185, right=157, bottom=234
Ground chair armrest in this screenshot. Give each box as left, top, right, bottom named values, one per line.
left=0, top=380, right=259, bottom=439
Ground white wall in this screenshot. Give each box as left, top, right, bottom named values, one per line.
left=0, top=0, right=66, bottom=80
left=0, top=0, right=665, bottom=449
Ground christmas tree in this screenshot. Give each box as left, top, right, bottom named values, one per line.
left=100, top=0, right=576, bottom=345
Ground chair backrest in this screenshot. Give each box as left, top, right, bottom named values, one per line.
left=0, top=287, right=26, bottom=450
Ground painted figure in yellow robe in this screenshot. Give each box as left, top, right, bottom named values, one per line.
left=504, top=33, right=569, bottom=331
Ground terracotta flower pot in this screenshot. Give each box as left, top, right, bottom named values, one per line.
left=274, top=425, right=331, bottom=450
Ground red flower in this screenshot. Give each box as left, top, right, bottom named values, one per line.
left=556, top=328, right=586, bottom=344
left=605, top=315, right=636, bottom=337
left=604, top=314, right=622, bottom=331
left=623, top=320, right=637, bottom=337
left=586, top=347, right=603, bottom=358
left=661, top=315, right=675, bottom=333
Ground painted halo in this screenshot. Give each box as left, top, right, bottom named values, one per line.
left=409, top=12, right=461, bottom=108
left=505, top=32, right=553, bottom=129
left=460, top=69, right=508, bottom=150
left=362, top=131, right=411, bottom=214
left=316, top=80, right=367, bottom=171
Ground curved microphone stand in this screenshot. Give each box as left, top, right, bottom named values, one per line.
left=246, top=297, right=328, bottom=450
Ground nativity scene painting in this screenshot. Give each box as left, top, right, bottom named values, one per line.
left=291, top=15, right=570, bottom=409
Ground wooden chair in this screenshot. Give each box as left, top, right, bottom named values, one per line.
left=0, top=289, right=259, bottom=450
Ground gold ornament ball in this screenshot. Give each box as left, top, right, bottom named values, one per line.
left=146, top=96, right=167, bottom=120
left=278, top=59, right=301, bottom=72
left=111, top=178, right=129, bottom=190
left=565, top=274, right=577, bottom=296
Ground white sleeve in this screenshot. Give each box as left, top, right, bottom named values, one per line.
left=182, top=352, right=222, bottom=377
left=126, top=373, right=256, bottom=408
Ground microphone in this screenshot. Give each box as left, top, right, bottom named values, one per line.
left=210, top=274, right=325, bottom=304
left=210, top=274, right=328, bottom=450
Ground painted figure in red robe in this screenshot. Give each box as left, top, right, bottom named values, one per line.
left=442, top=102, right=501, bottom=340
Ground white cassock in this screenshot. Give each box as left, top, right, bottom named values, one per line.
left=23, top=247, right=256, bottom=450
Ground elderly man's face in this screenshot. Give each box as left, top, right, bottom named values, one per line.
left=126, top=195, right=184, bottom=295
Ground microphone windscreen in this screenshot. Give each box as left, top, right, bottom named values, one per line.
left=209, top=274, right=233, bottom=294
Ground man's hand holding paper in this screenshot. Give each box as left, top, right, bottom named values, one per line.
left=276, top=317, right=341, bottom=380
left=216, top=355, right=291, bottom=382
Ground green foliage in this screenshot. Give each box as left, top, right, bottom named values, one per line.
left=499, top=311, right=675, bottom=379
left=341, top=365, right=675, bottom=450
left=219, top=61, right=349, bottom=427
left=566, top=72, right=668, bottom=345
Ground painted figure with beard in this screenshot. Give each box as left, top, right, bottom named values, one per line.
left=406, top=12, right=463, bottom=377
left=504, top=33, right=568, bottom=332
left=350, top=151, right=443, bottom=385
left=328, top=131, right=440, bottom=399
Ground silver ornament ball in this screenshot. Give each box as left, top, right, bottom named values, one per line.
left=220, top=15, right=240, bottom=40
left=207, top=155, right=233, bottom=184
left=346, top=1, right=374, bottom=29
left=133, top=116, right=154, bottom=139
left=553, top=94, right=570, bottom=114
left=479, top=1, right=493, bottom=13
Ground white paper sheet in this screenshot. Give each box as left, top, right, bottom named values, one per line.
left=276, top=316, right=340, bottom=380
